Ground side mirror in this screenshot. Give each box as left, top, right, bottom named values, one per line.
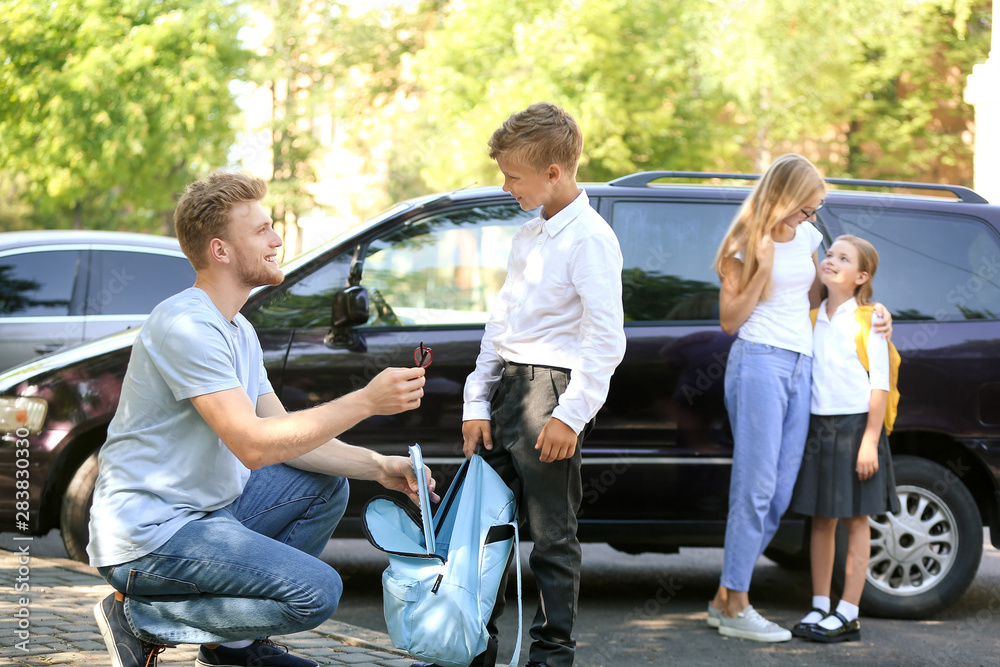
left=330, top=285, right=370, bottom=329
left=326, top=286, right=369, bottom=350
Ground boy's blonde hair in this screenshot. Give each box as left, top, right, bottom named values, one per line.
left=834, top=234, right=879, bottom=305
left=174, top=171, right=267, bottom=270
left=713, top=154, right=826, bottom=298
left=488, top=102, right=583, bottom=175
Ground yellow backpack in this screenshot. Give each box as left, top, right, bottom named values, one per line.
left=809, top=304, right=901, bottom=435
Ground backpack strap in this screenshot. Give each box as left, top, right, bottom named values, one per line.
left=809, top=307, right=818, bottom=329
left=854, top=305, right=873, bottom=372
left=504, top=522, right=522, bottom=667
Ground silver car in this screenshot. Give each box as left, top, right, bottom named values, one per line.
left=0, top=230, right=196, bottom=371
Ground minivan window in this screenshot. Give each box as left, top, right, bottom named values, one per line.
left=833, top=207, right=1000, bottom=321
left=0, top=250, right=82, bottom=317
left=248, top=251, right=353, bottom=329
left=92, top=250, right=196, bottom=316
left=611, top=201, right=739, bottom=321
left=361, top=205, right=531, bottom=326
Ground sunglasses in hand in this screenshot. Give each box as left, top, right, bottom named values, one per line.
left=414, top=342, right=433, bottom=369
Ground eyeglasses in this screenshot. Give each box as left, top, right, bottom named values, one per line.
left=800, top=201, right=825, bottom=220
left=413, top=342, right=433, bottom=368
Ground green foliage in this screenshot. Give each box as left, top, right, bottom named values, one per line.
left=0, top=0, right=248, bottom=230
left=387, top=0, right=990, bottom=194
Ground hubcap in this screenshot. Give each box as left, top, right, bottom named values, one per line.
left=868, top=484, right=958, bottom=596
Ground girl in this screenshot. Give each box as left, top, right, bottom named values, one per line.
left=709, top=155, right=891, bottom=642
left=789, top=235, right=900, bottom=643
left=709, top=154, right=827, bottom=642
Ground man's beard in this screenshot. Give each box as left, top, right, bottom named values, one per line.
left=236, top=256, right=284, bottom=289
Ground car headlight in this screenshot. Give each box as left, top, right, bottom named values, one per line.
left=0, top=397, right=48, bottom=434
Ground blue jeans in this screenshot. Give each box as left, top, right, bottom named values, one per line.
left=720, top=339, right=811, bottom=592
left=97, top=463, right=349, bottom=646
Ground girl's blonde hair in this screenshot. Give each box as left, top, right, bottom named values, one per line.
left=712, top=154, right=826, bottom=298
left=833, top=234, right=879, bottom=305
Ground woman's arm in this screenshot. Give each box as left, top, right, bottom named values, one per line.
left=718, top=236, right=773, bottom=335
left=808, top=252, right=824, bottom=309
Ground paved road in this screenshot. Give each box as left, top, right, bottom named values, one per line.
left=317, top=535, right=1000, bottom=667
left=9, top=530, right=1000, bottom=666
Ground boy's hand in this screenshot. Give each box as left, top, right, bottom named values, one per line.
left=462, top=420, right=492, bottom=458
left=856, top=438, right=879, bottom=481
left=536, top=417, right=577, bottom=463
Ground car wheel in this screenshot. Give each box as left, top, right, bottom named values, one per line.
left=834, top=455, right=983, bottom=619
left=60, top=452, right=98, bottom=563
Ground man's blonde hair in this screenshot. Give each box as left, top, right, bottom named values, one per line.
left=713, top=154, right=826, bottom=298
left=174, top=171, right=267, bottom=270
left=488, top=102, right=583, bottom=175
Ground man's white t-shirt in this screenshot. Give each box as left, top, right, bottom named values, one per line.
left=737, top=222, right=823, bottom=356
left=87, top=287, right=273, bottom=568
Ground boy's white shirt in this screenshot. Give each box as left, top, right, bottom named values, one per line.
left=462, top=189, right=626, bottom=434
left=811, top=296, right=891, bottom=415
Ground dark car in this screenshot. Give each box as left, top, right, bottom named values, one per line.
left=0, top=230, right=197, bottom=371
left=2, top=173, right=999, bottom=620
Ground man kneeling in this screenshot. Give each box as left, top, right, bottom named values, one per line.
left=88, top=170, right=433, bottom=667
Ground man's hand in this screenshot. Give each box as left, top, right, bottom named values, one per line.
left=535, top=417, right=577, bottom=463
left=376, top=454, right=440, bottom=505
left=362, top=367, right=426, bottom=415
left=462, top=420, right=492, bottom=458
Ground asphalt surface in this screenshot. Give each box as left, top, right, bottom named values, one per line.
left=3, top=531, right=999, bottom=666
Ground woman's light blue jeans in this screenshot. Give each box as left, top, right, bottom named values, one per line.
left=97, top=463, right=349, bottom=646
left=720, top=339, right=811, bottom=593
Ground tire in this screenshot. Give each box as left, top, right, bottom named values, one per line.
left=60, top=452, right=98, bottom=563
left=833, top=455, right=983, bottom=619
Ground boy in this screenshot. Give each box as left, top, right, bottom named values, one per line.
left=461, top=102, right=626, bottom=667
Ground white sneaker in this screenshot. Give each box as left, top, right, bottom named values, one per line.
left=707, top=602, right=723, bottom=628
left=718, top=605, right=792, bottom=642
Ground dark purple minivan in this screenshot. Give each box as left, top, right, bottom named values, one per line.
left=2, top=173, right=998, bottom=620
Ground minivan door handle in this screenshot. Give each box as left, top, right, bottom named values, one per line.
left=34, top=344, right=62, bottom=355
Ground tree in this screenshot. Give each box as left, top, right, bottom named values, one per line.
left=398, top=0, right=737, bottom=192
left=0, top=0, right=248, bottom=232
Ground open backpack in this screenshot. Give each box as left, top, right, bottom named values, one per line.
left=362, top=445, right=522, bottom=667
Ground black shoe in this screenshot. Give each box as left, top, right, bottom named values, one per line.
left=196, top=639, right=318, bottom=667
left=93, top=592, right=167, bottom=667
left=791, top=607, right=829, bottom=639
left=800, top=612, right=861, bottom=643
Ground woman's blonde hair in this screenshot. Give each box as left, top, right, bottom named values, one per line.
left=833, top=234, right=879, bottom=305
left=712, top=154, right=826, bottom=298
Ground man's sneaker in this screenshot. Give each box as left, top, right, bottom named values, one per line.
left=706, top=601, right=723, bottom=628
left=718, top=605, right=792, bottom=642
left=93, top=592, right=167, bottom=667
left=195, top=639, right=318, bottom=667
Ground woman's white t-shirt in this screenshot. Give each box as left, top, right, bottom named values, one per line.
left=736, top=221, right=823, bottom=356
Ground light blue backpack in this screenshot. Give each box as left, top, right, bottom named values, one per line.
left=362, top=445, right=521, bottom=667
